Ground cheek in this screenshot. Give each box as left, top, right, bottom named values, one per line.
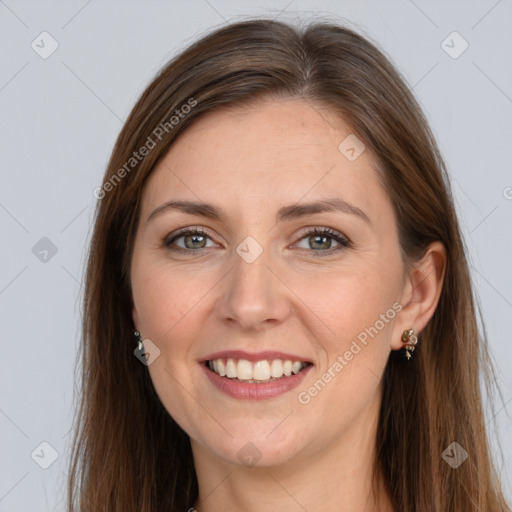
left=299, top=272, right=396, bottom=410
left=131, top=260, right=212, bottom=428
left=132, top=256, right=210, bottom=344
left=292, top=262, right=398, bottom=346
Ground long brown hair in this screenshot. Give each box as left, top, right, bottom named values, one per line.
left=67, top=18, right=511, bottom=511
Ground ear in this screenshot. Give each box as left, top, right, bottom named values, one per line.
left=390, top=241, right=446, bottom=350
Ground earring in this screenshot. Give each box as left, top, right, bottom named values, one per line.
left=134, top=330, right=143, bottom=351
left=401, top=328, right=418, bottom=360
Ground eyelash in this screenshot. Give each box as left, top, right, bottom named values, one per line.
left=163, top=226, right=351, bottom=257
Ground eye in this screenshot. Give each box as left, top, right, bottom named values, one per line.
left=164, top=227, right=218, bottom=253
left=294, top=227, right=351, bottom=256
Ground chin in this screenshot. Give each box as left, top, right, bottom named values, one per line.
left=197, top=423, right=306, bottom=469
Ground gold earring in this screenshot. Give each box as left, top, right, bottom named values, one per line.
left=401, top=328, right=418, bottom=360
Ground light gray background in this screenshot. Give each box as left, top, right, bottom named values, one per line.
left=1, top=1, right=511, bottom=510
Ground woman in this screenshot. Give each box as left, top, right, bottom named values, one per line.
left=67, top=18, right=511, bottom=511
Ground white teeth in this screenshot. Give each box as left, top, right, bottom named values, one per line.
left=207, top=357, right=308, bottom=381
left=237, top=359, right=253, bottom=380
left=217, top=358, right=226, bottom=377
left=270, top=359, right=284, bottom=378
left=226, top=358, right=237, bottom=378
left=291, top=361, right=302, bottom=374
left=253, top=360, right=271, bottom=380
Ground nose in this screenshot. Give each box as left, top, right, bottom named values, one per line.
left=215, top=243, right=291, bottom=331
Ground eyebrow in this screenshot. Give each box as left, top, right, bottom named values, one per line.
left=146, top=197, right=371, bottom=226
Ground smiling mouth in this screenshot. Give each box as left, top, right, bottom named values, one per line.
left=205, top=357, right=313, bottom=383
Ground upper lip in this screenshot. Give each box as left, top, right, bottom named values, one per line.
left=202, top=350, right=313, bottom=364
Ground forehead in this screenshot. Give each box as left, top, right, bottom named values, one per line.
left=140, top=98, right=392, bottom=227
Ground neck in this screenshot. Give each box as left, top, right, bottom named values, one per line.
left=190, top=394, right=394, bottom=512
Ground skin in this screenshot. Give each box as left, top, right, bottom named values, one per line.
left=130, top=97, right=446, bottom=512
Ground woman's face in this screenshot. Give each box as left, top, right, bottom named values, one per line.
left=131, top=97, right=409, bottom=468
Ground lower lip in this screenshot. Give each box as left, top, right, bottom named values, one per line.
left=201, top=363, right=313, bottom=400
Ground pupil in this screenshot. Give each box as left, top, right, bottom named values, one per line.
left=186, top=234, right=205, bottom=249
left=311, top=235, right=331, bottom=250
